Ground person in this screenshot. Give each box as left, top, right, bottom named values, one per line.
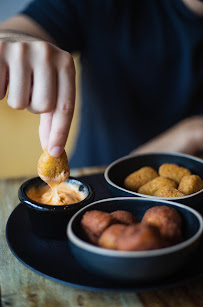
left=0, top=0, right=202, bottom=168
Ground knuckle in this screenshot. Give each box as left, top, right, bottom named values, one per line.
left=7, top=97, right=26, bottom=110
left=59, top=100, right=74, bottom=115
left=13, top=42, right=28, bottom=63
left=35, top=41, right=53, bottom=63
left=26, top=106, right=40, bottom=114
left=34, top=40, right=47, bottom=49
left=54, top=129, right=67, bottom=140
left=62, top=52, right=75, bottom=72
left=41, top=104, right=54, bottom=113
left=30, top=100, right=54, bottom=114
left=15, top=42, right=28, bottom=55
left=27, top=103, right=41, bottom=114
left=0, top=41, right=6, bottom=55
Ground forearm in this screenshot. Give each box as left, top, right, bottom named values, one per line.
left=132, top=116, right=203, bottom=156
left=0, top=15, right=55, bottom=44
left=0, top=30, right=40, bottom=42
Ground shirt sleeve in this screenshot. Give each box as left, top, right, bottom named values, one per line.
left=20, top=0, right=87, bottom=52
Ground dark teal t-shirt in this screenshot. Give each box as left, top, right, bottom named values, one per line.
left=21, top=0, right=203, bottom=167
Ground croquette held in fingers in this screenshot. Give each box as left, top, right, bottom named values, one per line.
left=124, top=166, right=158, bottom=191
left=178, top=175, right=203, bottom=195
left=138, top=176, right=177, bottom=196
left=37, top=146, right=70, bottom=185
left=158, top=163, right=191, bottom=184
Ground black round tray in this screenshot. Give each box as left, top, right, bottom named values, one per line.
left=6, top=202, right=203, bottom=292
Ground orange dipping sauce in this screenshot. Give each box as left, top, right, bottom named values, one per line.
left=27, top=182, right=86, bottom=206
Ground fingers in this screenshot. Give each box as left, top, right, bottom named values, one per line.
left=39, top=112, right=53, bottom=149
left=0, top=40, right=75, bottom=157
left=0, top=42, right=8, bottom=100
left=0, top=61, right=7, bottom=100
left=48, top=61, right=75, bottom=157
left=2, top=41, right=57, bottom=112
left=7, top=64, right=32, bottom=110
left=2, top=42, right=32, bottom=108
left=27, top=42, right=57, bottom=114
left=28, top=65, right=57, bottom=114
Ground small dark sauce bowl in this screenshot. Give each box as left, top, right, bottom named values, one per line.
left=18, top=176, right=94, bottom=239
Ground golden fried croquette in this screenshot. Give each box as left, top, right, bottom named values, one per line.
left=142, top=205, right=182, bottom=244
left=154, top=186, right=185, bottom=197
left=81, top=210, right=115, bottom=244
left=137, top=176, right=177, bottom=196
left=37, top=146, right=70, bottom=185
left=98, top=224, right=127, bottom=249
left=178, top=175, right=203, bottom=195
left=158, top=163, right=191, bottom=184
left=110, top=210, right=138, bottom=225
left=116, top=224, right=163, bottom=251
left=124, top=166, right=158, bottom=191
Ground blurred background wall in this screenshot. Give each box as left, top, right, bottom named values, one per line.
left=0, top=0, right=80, bottom=178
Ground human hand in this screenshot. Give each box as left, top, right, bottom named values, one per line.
left=0, top=38, right=75, bottom=157
left=131, top=116, right=203, bottom=157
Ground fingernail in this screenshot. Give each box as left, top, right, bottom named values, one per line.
left=49, top=146, right=63, bottom=157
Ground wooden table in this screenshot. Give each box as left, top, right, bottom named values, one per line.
left=1, top=167, right=203, bottom=307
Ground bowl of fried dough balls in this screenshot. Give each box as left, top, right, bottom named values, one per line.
left=67, top=197, right=203, bottom=282
left=104, top=152, right=203, bottom=209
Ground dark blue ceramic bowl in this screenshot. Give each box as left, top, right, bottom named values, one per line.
left=104, top=152, right=203, bottom=209
left=67, top=197, right=203, bottom=282
left=18, top=176, right=94, bottom=239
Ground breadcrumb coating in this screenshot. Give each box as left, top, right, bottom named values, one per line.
left=138, top=176, right=177, bottom=196
left=110, top=210, right=138, bottom=225
left=124, top=166, right=158, bottom=191
left=142, top=205, right=182, bottom=244
left=98, top=224, right=127, bottom=250
left=154, top=186, right=185, bottom=197
left=116, top=224, right=163, bottom=251
left=81, top=210, right=115, bottom=244
left=178, top=175, right=203, bottom=195
left=159, top=163, right=191, bottom=184
left=37, top=146, right=70, bottom=184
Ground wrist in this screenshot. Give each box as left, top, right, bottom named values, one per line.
left=0, top=30, right=42, bottom=42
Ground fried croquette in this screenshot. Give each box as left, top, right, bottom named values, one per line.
left=137, top=176, right=177, bottom=196
left=98, top=224, right=127, bottom=249
left=110, top=210, right=138, bottom=225
left=154, top=186, right=185, bottom=197
left=81, top=210, right=115, bottom=244
left=158, top=163, right=191, bottom=184
left=116, top=223, right=163, bottom=251
left=124, top=166, right=158, bottom=191
left=178, top=175, right=203, bottom=195
left=37, top=146, right=70, bottom=184
left=142, top=206, right=182, bottom=244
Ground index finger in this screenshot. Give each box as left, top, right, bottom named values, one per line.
left=48, top=64, right=75, bottom=157
left=39, top=112, right=53, bottom=150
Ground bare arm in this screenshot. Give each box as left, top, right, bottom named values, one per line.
left=131, top=116, right=203, bottom=157
left=0, top=15, right=76, bottom=157
left=0, top=15, right=55, bottom=43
